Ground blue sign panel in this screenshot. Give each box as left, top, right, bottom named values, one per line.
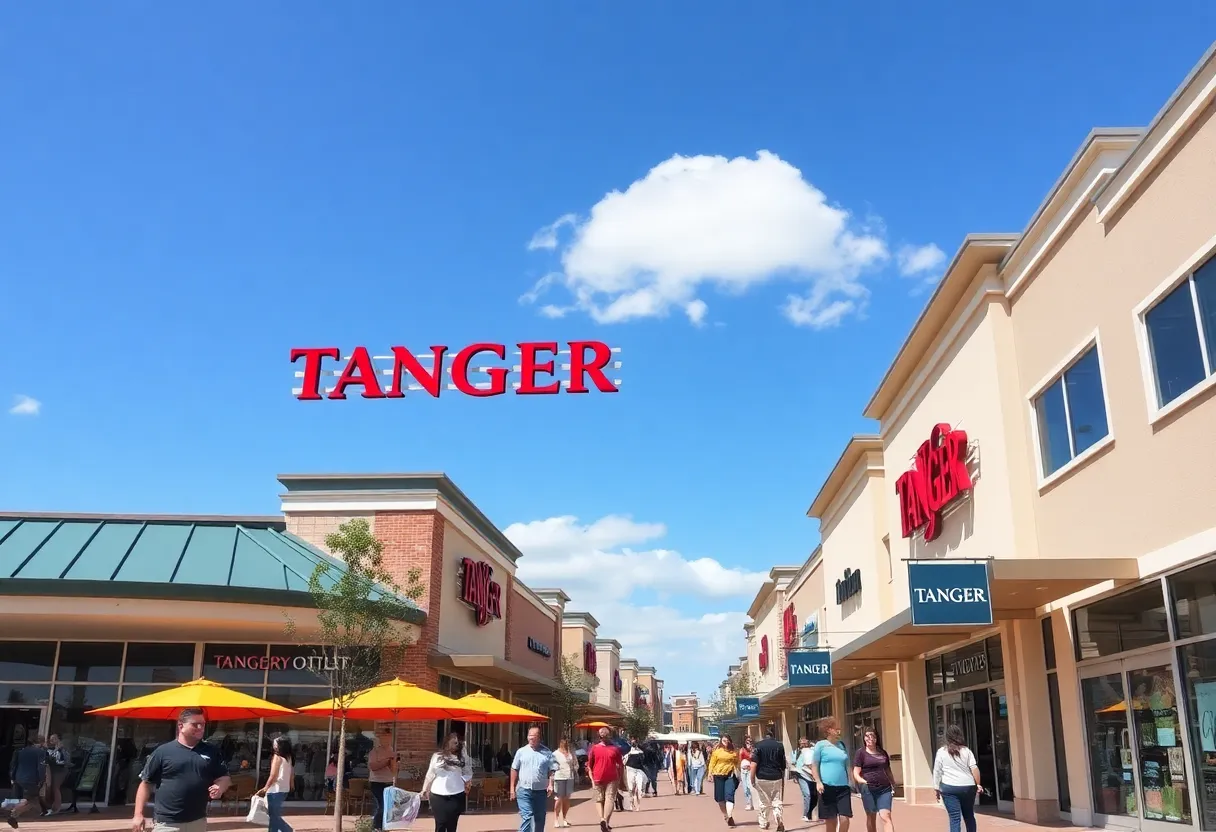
left=735, top=696, right=760, bottom=718
left=786, top=650, right=832, bottom=687
left=908, top=561, right=993, bottom=626
left=708, top=725, right=720, bottom=737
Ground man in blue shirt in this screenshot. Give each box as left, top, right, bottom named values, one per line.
left=510, top=727, right=556, bottom=832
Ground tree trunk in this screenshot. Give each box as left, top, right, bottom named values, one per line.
left=333, top=714, right=347, bottom=832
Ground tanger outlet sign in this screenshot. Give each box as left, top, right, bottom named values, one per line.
left=212, top=654, right=352, bottom=672
left=459, top=557, right=503, bottom=627
left=291, top=341, right=622, bottom=400
left=896, top=423, right=975, bottom=542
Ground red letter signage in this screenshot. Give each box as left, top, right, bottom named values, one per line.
left=613, top=670, right=622, bottom=693
left=758, top=635, right=770, bottom=672
left=895, top=423, right=974, bottom=542
left=459, top=557, right=503, bottom=626
left=782, top=604, right=798, bottom=647
left=583, top=642, right=598, bottom=675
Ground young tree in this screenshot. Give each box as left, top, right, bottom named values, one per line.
left=552, top=653, right=596, bottom=739
left=708, top=671, right=760, bottom=727
left=285, top=518, right=425, bottom=832
left=620, top=702, right=654, bottom=742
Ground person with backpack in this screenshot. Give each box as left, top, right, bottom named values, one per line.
left=5, top=734, right=49, bottom=829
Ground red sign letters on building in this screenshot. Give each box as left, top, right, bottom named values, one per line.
left=758, top=635, right=770, bottom=672
left=895, top=423, right=974, bottom=542
left=291, top=341, right=620, bottom=400
left=613, top=670, right=622, bottom=693
left=583, top=642, right=598, bottom=675
left=459, top=557, right=503, bottom=626
left=782, top=604, right=798, bottom=647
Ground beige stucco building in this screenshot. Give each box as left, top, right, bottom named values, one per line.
left=742, top=41, right=1216, bottom=832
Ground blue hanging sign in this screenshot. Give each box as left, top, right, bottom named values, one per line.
left=735, top=697, right=760, bottom=718
left=708, top=725, right=721, bottom=737
left=786, top=650, right=832, bottom=688
left=908, top=561, right=993, bottom=626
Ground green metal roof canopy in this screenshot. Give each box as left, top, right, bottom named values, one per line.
left=0, top=514, right=425, bottom=623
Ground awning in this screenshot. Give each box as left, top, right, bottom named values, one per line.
left=833, top=557, right=1140, bottom=664
left=428, top=651, right=561, bottom=698
left=757, top=657, right=878, bottom=710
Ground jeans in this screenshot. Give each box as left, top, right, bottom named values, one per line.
left=741, top=773, right=753, bottom=808
left=516, top=787, right=549, bottom=832
left=690, top=767, right=706, bottom=795
left=794, top=776, right=817, bottom=819
left=370, top=783, right=389, bottom=831
left=643, top=765, right=658, bottom=794
left=266, top=792, right=294, bottom=832
left=939, top=784, right=977, bottom=832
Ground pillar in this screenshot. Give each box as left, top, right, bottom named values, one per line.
left=1051, top=607, right=1093, bottom=826
left=896, top=659, right=936, bottom=805
left=878, top=670, right=905, bottom=792
left=1002, top=618, right=1060, bottom=823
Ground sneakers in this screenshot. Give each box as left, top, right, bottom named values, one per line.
left=6, top=813, right=17, bottom=829
left=727, top=818, right=736, bottom=827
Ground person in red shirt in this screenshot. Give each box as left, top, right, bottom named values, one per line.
left=587, top=728, right=625, bottom=832
left=739, top=737, right=755, bottom=811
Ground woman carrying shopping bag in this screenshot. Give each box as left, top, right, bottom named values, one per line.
left=255, top=736, right=295, bottom=832
left=422, top=733, right=474, bottom=832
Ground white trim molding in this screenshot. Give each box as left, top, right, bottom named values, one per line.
left=1132, top=231, right=1216, bottom=425
left=1025, top=328, right=1115, bottom=491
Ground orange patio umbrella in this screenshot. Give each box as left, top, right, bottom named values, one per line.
left=86, top=678, right=297, bottom=721
left=575, top=720, right=615, bottom=729
left=451, top=690, right=548, bottom=723
left=296, top=677, right=488, bottom=721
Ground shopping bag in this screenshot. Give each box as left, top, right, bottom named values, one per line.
left=246, top=794, right=270, bottom=825
left=382, top=786, right=421, bottom=831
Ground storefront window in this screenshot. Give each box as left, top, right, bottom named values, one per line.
left=1074, top=584, right=1170, bottom=660
left=0, top=683, right=52, bottom=707
left=1081, top=673, right=1137, bottom=817
left=111, top=716, right=175, bottom=805
left=0, top=641, right=56, bottom=681
left=800, top=697, right=832, bottom=743
left=1171, top=560, right=1216, bottom=640
left=1179, top=639, right=1216, bottom=829
left=56, top=642, right=124, bottom=684
left=986, top=637, right=1004, bottom=681
left=941, top=640, right=991, bottom=692
left=844, top=678, right=882, bottom=756
left=48, top=684, right=118, bottom=804
left=926, top=657, right=944, bottom=696
left=1127, top=665, right=1191, bottom=824
left=1046, top=675, right=1070, bottom=812
left=201, top=643, right=269, bottom=686
left=122, top=643, right=195, bottom=685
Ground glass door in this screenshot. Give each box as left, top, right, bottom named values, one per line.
left=0, top=706, right=47, bottom=792
left=1080, top=652, right=1198, bottom=831
left=989, top=687, right=1014, bottom=814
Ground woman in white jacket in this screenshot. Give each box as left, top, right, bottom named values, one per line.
left=422, top=734, right=474, bottom=832
left=932, top=726, right=985, bottom=832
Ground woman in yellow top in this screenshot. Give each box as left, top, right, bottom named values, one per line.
left=674, top=743, right=688, bottom=794
left=708, top=736, right=742, bottom=827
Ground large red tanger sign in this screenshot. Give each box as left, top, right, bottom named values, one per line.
left=459, top=557, right=503, bottom=627
left=291, top=341, right=621, bottom=400
left=895, top=423, right=974, bottom=542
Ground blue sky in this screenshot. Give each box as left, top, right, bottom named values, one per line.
left=4, top=3, right=1215, bottom=700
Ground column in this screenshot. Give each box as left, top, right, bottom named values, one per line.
left=1051, top=607, right=1093, bottom=827
left=878, top=670, right=904, bottom=790
left=896, top=659, right=935, bottom=805
left=1001, top=618, right=1060, bottom=824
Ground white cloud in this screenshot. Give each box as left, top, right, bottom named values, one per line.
left=521, top=151, right=890, bottom=328
left=505, top=514, right=765, bottom=694
left=8, top=395, right=40, bottom=416
left=896, top=243, right=947, bottom=276
left=684, top=299, right=708, bottom=326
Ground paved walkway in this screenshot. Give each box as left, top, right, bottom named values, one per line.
left=17, top=787, right=1090, bottom=832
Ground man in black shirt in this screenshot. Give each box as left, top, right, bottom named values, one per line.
left=133, top=708, right=231, bottom=832
left=749, top=727, right=787, bottom=832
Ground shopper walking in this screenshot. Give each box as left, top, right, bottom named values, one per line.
left=853, top=729, right=895, bottom=832
left=510, top=727, right=556, bottom=832
left=43, top=734, right=67, bottom=816
left=422, top=733, right=474, bottom=832
left=791, top=737, right=818, bottom=821
left=932, top=726, right=984, bottom=832
left=707, top=735, right=741, bottom=827
left=810, top=717, right=853, bottom=832
left=623, top=739, right=646, bottom=810
left=367, top=729, right=398, bottom=832
left=738, top=738, right=754, bottom=811
left=587, top=728, right=624, bottom=832
left=132, top=708, right=231, bottom=832
left=688, top=742, right=707, bottom=796
left=674, top=744, right=687, bottom=795
left=5, top=734, right=49, bottom=829
left=750, top=727, right=787, bottom=832
left=256, top=735, right=296, bottom=832
left=642, top=739, right=661, bottom=797
left=551, top=738, right=576, bottom=828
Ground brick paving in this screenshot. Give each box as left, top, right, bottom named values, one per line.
left=12, top=787, right=1091, bottom=832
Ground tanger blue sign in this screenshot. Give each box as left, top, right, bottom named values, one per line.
left=908, top=561, right=993, bottom=626
left=735, top=696, right=760, bottom=718
left=708, top=725, right=720, bottom=737
left=786, top=650, right=832, bottom=687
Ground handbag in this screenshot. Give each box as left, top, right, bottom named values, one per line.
left=246, top=794, right=270, bottom=825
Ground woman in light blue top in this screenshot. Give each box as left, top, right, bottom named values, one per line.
left=810, top=717, right=853, bottom=832
left=791, top=736, right=818, bottom=820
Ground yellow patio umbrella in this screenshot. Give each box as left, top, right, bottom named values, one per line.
left=86, top=678, right=297, bottom=721
left=296, top=677, right=488, bottom=721
left=451, top=690, right=548, bottom=723
left=575, top=720, right=615, bottom=729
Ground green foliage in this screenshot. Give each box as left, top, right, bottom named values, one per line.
left=620, top=701, right=654, bottom=741
left=552, top=653, right=596, bottom=739
left=708, top=670, right=760, bottom=725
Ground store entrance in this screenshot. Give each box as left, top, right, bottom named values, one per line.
left=0, top=707, right=46, bottom=794
left=1079, top=651, right=1194, bottom=831
left=933, top=686, right=1013, bottom=813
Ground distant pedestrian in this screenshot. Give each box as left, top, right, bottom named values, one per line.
left=255, top=735, right=296, bottom=832
left=551, top=738, right=576, bottom=828
left=5, top=734, right=49, bottom=828
left=44, top=735, right=67, bottom=816
left=738, top=738, right=754, bottom=811
left=510, top=727, right=556, bottom=832
left=132, top=709, right=232, bottom=832
left=688, top=743, right=707, bottom=795
left=790, top=737, right=818, bottom=821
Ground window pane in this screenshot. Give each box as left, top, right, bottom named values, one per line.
left=1042, top=616, right=1057, bottom=670
left=1128, top=665, right=1191, bottom=824
left=1063, top=347, right=1110, bottom=455
left=1170, top=559, right=1216, bottom=640
left=986, top=636, right=1004, bottom=681
left=0, top=683, right=51, bottom=707
left=1074, top=583, right=1170, bottom=660
left=1146, top=280, right=1207, bottom=407
left=49, top=684, right=119, bottom=804
left=111, top=718, right=176, bottom=805
left=1195, top=256, right=1216, bottom=372
left=201, top=644, right=268, bottom=686
left=0, top=641, right=56, bottom=681
left=1035, top=379, right=1072, bottom=475
left=57, top=642, right=124, bottom=683
left=123, top=643, right=195, bottom=685
left=1179, top=639, right=1216, bottom=830
left=1047, top=674, right=1071, bottom=812
left=927, top=657, right=944, bottom=696
left=259, top=715, right=332, bottom=801
left=1081, top=673, right=1136, bottom=817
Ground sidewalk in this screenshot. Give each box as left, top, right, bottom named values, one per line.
left=17, top=787, right=1089, bottom=832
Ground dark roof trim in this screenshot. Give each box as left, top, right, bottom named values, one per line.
left=277, top=473, right=524, bottom=564
left=0, top=512, right=286, bottom=527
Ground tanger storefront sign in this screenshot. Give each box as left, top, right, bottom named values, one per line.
left=758, top=635, right=770, bottom=672
left=908, top=561, right=993, bottom=626
left=527, top=637, right=551, bottom=658
left=583, top=642, right=598, bottom=674
left=786, top=649, right=833, bottom=687
left=896, top=423, right=974, bottom=542
left=782, top=604, right=798, bottom=647
left=290, top=341, right=621, bottom=400
left=836, top=568, right=862, bottom=604
left=613, top=670, right=623, bottom=693
left=735, top=696, right=760, bottom=718
left=212, top=654, right=352, bottom=672
left=459, top=557, right=503, bottom=626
